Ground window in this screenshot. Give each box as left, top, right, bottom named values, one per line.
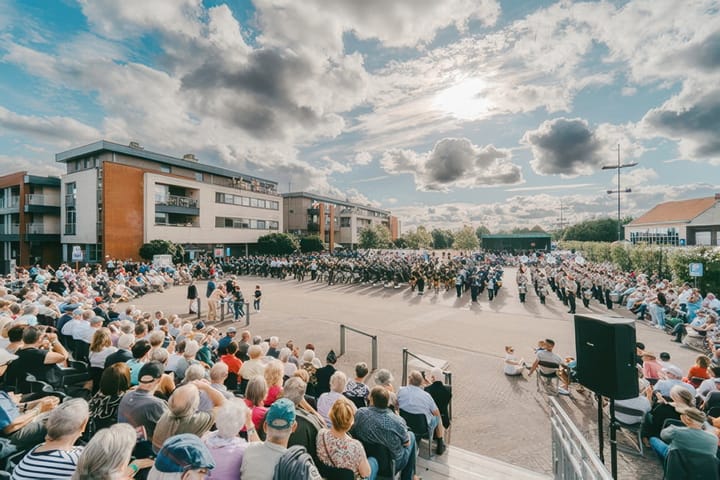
left=215, top=192, right=225, bottom=203
left=195, top=172, right=204, bottom=182
left=250, top=198, right=258, bottom=207
left=257, top=220, right=266, bottom=229
left=155, top=212, right=168, bottom=225
left=340, top=217, right=351, bottom=227
left=696, top=231, right=712, bottom=245
left=269, top=221, right=279, bottom=230
left=160, top=165, right=171, bottom=173
left=241, top=197, right=250, bottom=206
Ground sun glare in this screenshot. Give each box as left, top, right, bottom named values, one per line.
left=433, top=78, right=491, bottom=120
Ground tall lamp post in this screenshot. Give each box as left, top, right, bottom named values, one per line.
left=602, top=144, right=637, bottom=241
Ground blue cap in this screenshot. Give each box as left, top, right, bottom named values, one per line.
left=265, top=398, right=295, bottom=430
left=154, top=434, right=216, bottom=473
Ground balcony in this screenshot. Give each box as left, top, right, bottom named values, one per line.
left=9, top=224, right=19, bottom=235
left=307, top=208, right=320, bottom=216
left=155, top=221, right=200, bottom=228
left=0, top=196, right=19, bottom=211
left=25, top=194, right=60, bottom=207
left=155, top=194, right=200, bottom=216
left=26, top=224, right=60, bottom=235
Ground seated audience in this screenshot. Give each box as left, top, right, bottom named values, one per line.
left=203, top=400, right=260, bottom=480
left=316, top=396, right=376, bottom=479
left=117, top=361, right=169, bottom=442
left=148, top=434, right=216, bottom=480
left=87, top=362, right=131, bottom=436
left=72, top=423, right=152, bottom=479
left=398, top=370, right=446, bottom=455
left=263, top=360, right=284, bottom=407
left=649, top=407, right=717, bottom=461
left=12, top=398, right=88, bottom=479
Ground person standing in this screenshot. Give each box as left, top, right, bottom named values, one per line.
left=186, top=280, right=198, bottom=314
left=253, top=285, right=262, bottom=312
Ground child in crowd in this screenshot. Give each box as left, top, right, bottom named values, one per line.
left=504, top=346, right=527, bottom=376
left=253, top=285, right=262, bottom=312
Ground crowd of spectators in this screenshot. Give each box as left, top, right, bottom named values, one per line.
left=0, top=261, right=452, bottom=479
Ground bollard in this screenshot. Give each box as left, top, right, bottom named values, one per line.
left=371, top=336, right=378, bottom=372
left=340, top=324, right=346, bottom=356
left=196, top=298, right=201, bottom=320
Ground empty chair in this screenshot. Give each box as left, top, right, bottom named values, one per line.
left=612, top=404, right=646, bottom=456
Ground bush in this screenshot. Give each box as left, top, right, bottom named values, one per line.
left=139, top=240, right=184, bottom=263
left=299, top=236, right=324, bottom=253
left=257, top=233, right=298, bottom=255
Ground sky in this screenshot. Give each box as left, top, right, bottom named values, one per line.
left=1, top=0, right=719, bottom=233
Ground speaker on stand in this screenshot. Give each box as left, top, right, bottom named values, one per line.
left=574, top=314, right=639, bottom=480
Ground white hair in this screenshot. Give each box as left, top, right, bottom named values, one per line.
left=330, top=371, right=348, bottom=393
left=215, top=400, right=249, bottom=439
left=72, top=423, right=136, bottom=480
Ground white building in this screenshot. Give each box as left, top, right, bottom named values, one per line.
left=57, top=140, right=282, bottom=262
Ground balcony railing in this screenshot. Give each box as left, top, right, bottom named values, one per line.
left=8, top=224, right=19, bottom=235
left=26, top=224, right=60, bottom=235
left=0, top=197, right=20, bottom=209
left=155, top=194, right=198, bottom=209
left=64, top=223, right=76, bottom=235
left=25, top=194, right=60, bottom=207
left=65, top=194, right=76, bottom=207
left=155, top=221, right=200, bottom=228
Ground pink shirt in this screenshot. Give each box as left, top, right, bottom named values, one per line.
left=643, top=359, right=663, bottom=380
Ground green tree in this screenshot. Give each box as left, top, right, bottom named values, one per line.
left=257, top=233, right=298, bottom=255
left=431, top=228, right=454, bottom=249
left=139, top=240, right=185, bottom=263
left=475, top=225, right=490, bottom=241
left=562, top=218, right=620, bottom=242
left=454, top=225, right=480, bottom=250
left=393, top=237, right=408, bottom=249
left=299, top=235, right=324, bottom=253
left=402, top=226, right=432, bottom=249
left=359, top=224, right=392, bottom=249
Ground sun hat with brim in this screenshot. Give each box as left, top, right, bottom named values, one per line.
left=641, top=352, right=656, bottom=359
left=662, top=366, right=683, bottom=378
left=0, top=349, right=18, bottom=366
left=154, top=434, right=216, bottom=473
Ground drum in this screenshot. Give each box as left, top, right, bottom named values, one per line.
left=609, top=292, right=621, bottom=303
left=583, top=290, right=593, bottom=300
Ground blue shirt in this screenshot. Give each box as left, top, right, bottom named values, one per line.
left=0, top=392, right=20, bottom=430
left=397, top=385, right=438, bottom=426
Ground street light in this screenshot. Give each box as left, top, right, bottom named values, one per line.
left=602, top=144, right=637, bottom=241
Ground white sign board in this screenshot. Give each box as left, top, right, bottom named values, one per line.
left=689, top=263, right=704, bottom=277
left=71, top=246, right=83, bottom=262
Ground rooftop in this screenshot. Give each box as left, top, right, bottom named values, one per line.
left=628, top=195, right=718, bottom=226
left=283, top=191, right=390, bottom=214
left=55, top=140, right=278, bottom=187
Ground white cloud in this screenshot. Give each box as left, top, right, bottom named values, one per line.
left=381, top=137, right=522, bottom=191
left=0, top=106, right=101, bottom=146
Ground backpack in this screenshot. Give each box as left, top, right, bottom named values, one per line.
left=273, top=445, right=322, bottom=480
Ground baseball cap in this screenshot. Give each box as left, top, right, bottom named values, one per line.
left=72, top=308, right=84, bottom=316
left=138, top=361, right=164, bottom=384
left=154, top=434, right=216, bottom=473
left=0, top=349, right=18, bottom=366
left=265, top=398, right=296, bottom=430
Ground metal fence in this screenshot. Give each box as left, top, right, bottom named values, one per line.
left=549, top=397, right=612, bottom=480
left=338, top=324, right=378, bottom=371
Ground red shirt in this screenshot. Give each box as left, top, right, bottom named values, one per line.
left=221, top=354, right=242, bottom=375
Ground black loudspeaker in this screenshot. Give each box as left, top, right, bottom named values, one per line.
left=574, top=314, right=639, bottom=400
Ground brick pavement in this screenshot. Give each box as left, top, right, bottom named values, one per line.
left=132, top=269, right=697, bottom=478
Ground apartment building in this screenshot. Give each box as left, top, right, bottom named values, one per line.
left=0, top=172, right=61, bottom=272
left=56, top=140, right=282, bottom=262
left=283, top=192, right=399, bottom=248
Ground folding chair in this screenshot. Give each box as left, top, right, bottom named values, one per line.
left=399, top=409, right=434, bottom=458
left=316, top=461, right=355, bottom=480
left=536, top=361, right=560, bottom=395
left=343, top=392, right=367, bottom=409
left=362, top=442, right=399, bottom=480
left=612, top=404, right=646, bottom=456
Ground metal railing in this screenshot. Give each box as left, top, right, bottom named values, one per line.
left=26, top=224, right=60, bottom=235
left=339, top=324, right=378, bottom=372
left=8, top=224, right=19, bottom=235
left=219, top=300, right=250, bottom=327
left=155, top=194, right=198, bottom=209
left=155, top=221, right=200, bottom=228
left=25, top=194, right=60, bottom=206
left=549, top=397, right=612, bottom=480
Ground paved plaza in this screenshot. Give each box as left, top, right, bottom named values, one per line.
left=133, top=268, right=698, bottom=478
